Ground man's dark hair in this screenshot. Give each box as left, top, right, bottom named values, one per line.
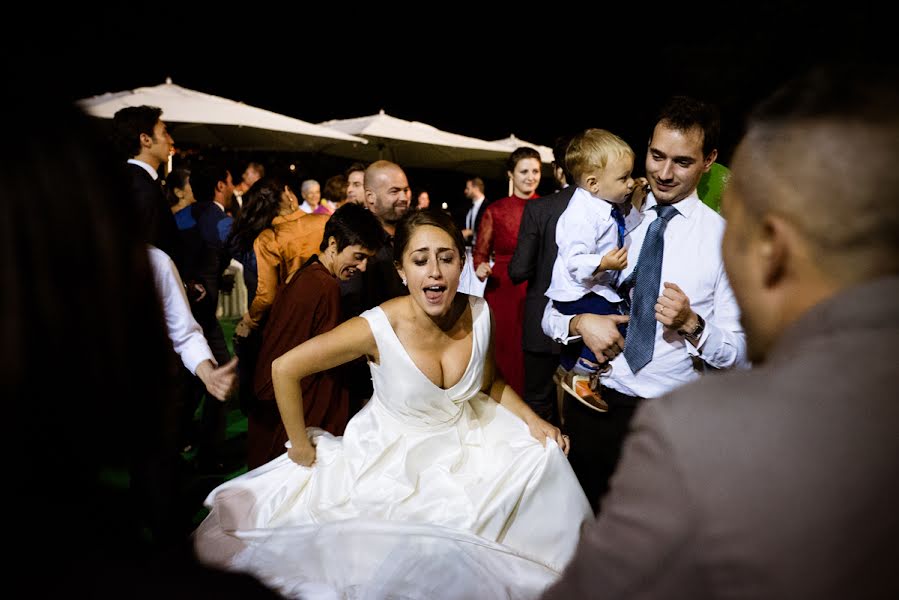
left=111, top=105, right=163, bottom=159
left=190, top=163, right=231, bottom=204
left=344, top=162, right=368, bottom=178
left=551, top=134, right=575, bottom=182
left=654, top=96, right=720, bottom=158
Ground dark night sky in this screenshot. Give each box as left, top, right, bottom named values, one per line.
left=11, top=4, right=892, bottom=202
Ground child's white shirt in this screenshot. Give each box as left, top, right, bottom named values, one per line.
left=545, top=186, right=624, bottom=303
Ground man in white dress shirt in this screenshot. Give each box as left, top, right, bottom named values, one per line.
left=148, top=245, right=237, bottom=402
left=543, top=96, right=748, bottom=511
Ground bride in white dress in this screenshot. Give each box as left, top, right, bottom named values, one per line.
left=195, top=209, right=592, bottom=599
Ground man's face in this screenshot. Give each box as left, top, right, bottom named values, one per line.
left=645, top=122, right=715, bottom=205
left=346, top=170, right=366, bottom=205
left=366, top=167, right=410, bottom=224
left=464, top=181, right=477, bottom=200
left=243, top=166, right=261, bottom=186
left=148, top=119, right=173, bottom=165
left=219, top=171, right=236, bottom=208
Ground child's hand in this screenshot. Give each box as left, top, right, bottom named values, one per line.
left=599, top=247, right=628, bottom=271
left=630, top=177, right=650, bottom=210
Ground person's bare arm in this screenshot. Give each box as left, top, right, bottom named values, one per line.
left=272, top=316, right=377, bottom=465
left=481, top=310, right=569, bottom=454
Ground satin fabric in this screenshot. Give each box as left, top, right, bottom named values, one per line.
left=195, top=296, right=591, bottom=598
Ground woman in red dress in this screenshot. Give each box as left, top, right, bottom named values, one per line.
left=472, top=147, right=542, bottom=396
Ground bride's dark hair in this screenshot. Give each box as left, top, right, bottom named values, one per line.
left=393, top=208, right=466, bottom=265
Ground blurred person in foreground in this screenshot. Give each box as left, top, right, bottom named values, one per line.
left=1, top=94, right=278, bottom=597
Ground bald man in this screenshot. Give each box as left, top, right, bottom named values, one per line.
left=544, top=64, right=899, bottom=600
left=339, top=161, right=412, bottom=416
left=348, top=160, right=411, bottom=312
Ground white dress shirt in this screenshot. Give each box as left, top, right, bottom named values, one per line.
left=148, top=245, right=215, bottom=375
left=465, top=197, right=485, bottom=242
left=127, top=158, right=159, bottom=180
left=545, top=186, right=623, bottom=303
left=542, top=191, right=747, bottom=398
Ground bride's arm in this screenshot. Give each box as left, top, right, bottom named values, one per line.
left=272, top=316, right=377, bottom=466
left=480, top=310, right=570, bottom=455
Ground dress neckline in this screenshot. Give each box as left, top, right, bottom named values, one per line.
left=377, top=296, right=477, bottom=392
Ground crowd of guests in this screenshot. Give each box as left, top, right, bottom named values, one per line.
left=6, top=63, right=896, bottom=597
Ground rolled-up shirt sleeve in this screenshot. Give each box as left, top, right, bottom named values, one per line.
left=148, top=246, right=214, bottom=375
left=686, top=262, right=749, bottom=369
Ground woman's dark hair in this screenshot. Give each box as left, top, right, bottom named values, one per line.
left=392, top=208, right=466, bottom=265
left=164, top=167, right=191, bottom=207
left=653, top=95, right=721, bottom=158
left=227, top=177, right=285, bottom=253
left=319, top=202, right=386, bottom=253
left=506, top=146, right=541, bottom=172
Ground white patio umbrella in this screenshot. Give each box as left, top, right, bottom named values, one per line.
left=491, top=134, right=555, bottom=164
left=77, top=79, right=367, bottom=152
left=318, top=110, right=511, bottom=174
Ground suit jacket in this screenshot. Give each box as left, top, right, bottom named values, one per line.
left=507, top=186, right=576, bottom=353
left=359, top=236, right=408, bottom=313
left=195, top=201, right=231, bottom=304
left=125, top=163, right=183, bottom=270
left=544, top=275, right=899, bottom=600
left=463, top=198, right=490, bottom=247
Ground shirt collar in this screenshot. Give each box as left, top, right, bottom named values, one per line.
left=643, top=189, right=701, bottom=219
left=573, top=186, right=613, bottom=218
left=127, top=158, right=158, bottom=181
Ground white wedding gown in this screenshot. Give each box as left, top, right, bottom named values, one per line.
left=195, top=296, right=592, bottom=599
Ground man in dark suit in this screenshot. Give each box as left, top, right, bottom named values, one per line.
left=544, top=64, right=899, bottom=599
left=112, top=105, right=182, bottom=268
left=461, top=176, right=488, bottom=247
left=187, top=164, right=236, bottom=471
left=507, top=136, right=575, bottom=423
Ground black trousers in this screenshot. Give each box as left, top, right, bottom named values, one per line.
left=563, top=387, right=644, bottom=514
left=523, top=350, right=561, bottom=425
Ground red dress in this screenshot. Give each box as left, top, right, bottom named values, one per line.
left=472, top=194, right=536, bottom=397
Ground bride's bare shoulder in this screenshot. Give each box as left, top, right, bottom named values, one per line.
left=379, top=296, right=411, bottom=328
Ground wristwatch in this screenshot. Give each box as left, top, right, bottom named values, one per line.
left=679, top=314, right=706, bottom=343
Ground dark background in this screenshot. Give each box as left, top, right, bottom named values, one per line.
left=8, top=3, right=892, bottom=216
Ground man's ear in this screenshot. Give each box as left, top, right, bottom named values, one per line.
left=139, top=132, right=153, bottom=149
left=702, top=149, right=719, bottom=173
left=759, top=214, right=790, bottom=288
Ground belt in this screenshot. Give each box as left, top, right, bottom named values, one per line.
left=600, top=386, right=644, bottom=408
